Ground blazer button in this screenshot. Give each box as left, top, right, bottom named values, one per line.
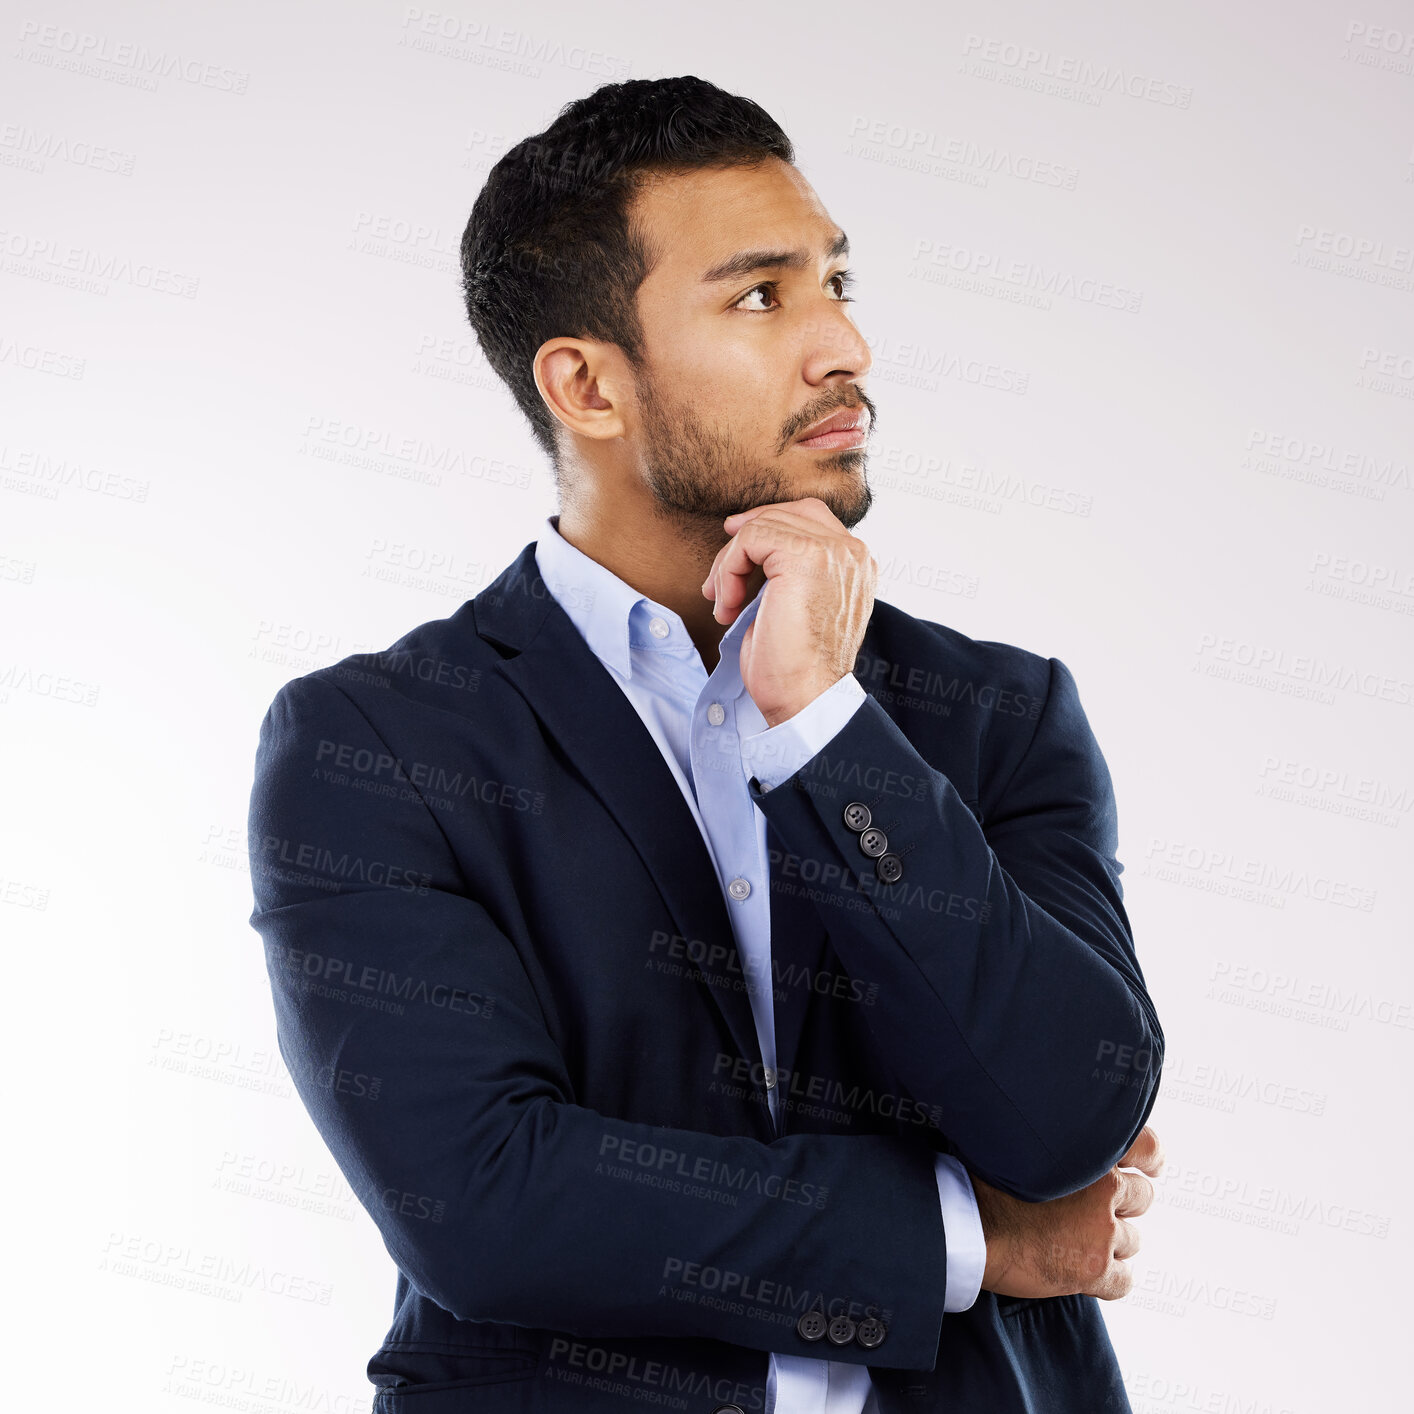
left=876, top=853, right=904, bottom=884
left=858, top=826, right=888, bottom=858
left=843, top=801, right=872, bottom=831
left=826, top=1315, right=857, bottom=1345
left=796, top=1309, right=828, bottom=1342
left=856, top=1315, right=887, bottom=1349
left=711, top=1406, right=747, bottom=1414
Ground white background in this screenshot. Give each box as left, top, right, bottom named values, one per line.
left=4, top=2, right=1411, bottom=1409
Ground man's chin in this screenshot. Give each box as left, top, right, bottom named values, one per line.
left=812, top=463, right=867, bottom=492
left=808, top=481, right=872, bottom=530
left=795, top=446, right=867, bottom=481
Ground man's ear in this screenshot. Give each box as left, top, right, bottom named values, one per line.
left=533, top=338, right=634, bottom=443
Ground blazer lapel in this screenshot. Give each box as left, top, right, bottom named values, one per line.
left=473, top=545, right=769, bottom=1098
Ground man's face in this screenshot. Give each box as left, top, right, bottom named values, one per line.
left=626, top=157, right=876, bottom=532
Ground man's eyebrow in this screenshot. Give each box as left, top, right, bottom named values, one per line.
left=699, top=229, right=850, bottom=284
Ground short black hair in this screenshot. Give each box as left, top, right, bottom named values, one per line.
left=459, top=76, right=795, bottom=473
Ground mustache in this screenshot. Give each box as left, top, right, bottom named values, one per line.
left=784, top=388, right=877, bottom=449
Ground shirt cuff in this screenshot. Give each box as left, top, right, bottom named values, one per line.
left=935, top=1153, right=985, bottom=1312
left=739, top=673, right=868, bottom=792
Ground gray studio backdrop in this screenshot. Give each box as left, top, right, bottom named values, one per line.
left=4, top=1, right=1411, bottom=1409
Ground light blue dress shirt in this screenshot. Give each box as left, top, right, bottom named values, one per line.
left=534, top=514, right=985, bottom=1414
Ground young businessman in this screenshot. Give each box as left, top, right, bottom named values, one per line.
left=248, top=76, right=1164, bottom=1414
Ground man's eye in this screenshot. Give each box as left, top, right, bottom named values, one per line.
left=735, top=282, right=779, bottom=312
left=734, top=274, right=856, bottom=312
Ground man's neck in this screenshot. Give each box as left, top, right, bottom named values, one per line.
left=552, top=504, right=759, bottom=675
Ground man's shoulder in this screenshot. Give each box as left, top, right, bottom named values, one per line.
left=257, top=541, right=551, bottom=731
left=257, top=598, right=501, bottom=730
left=862, top=595, right=1054, bottom=726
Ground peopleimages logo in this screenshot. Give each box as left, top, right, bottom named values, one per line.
left=844, top=116, right=1080, bottom=190
left=960, top=33, right=1194, bottom=107
left=396, top=10, right=632, bottom=80
left=597, top=1134, right=829, bottom=1209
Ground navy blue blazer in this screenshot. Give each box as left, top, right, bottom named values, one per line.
left=246, top=538, right=1163, bottom=1414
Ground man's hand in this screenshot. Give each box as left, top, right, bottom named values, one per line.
left=702, top=498, right=876, bottom=728
left=972, top=1126, right=1167, bottom=1302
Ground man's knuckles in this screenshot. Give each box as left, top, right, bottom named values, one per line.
left=1116, top=1170, right=1155, bottom=1217
left=1122, top=1124, right=1165, bottom=1175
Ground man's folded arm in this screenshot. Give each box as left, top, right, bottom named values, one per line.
left=245, top=673, right=953, bottom=1368
left=744, top=655, right=1164, bottom=1204
left=741, top=671, right=985, bottom=1315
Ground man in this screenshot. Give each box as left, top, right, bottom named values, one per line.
left=247, top=75, right=1165, bottom=1414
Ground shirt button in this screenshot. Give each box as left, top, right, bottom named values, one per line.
left=727, top=877, right=751, bottom=901
left=707, top=702, right=726, bottom=726
left=648, top=616, right=670, bottom=638
left=762, top=1066, right=777, bottom=1090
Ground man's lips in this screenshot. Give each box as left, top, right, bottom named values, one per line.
left=795, top=407, right=869, bottom=449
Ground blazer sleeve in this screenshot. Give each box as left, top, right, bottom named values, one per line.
left=747, top=656, right=1164, bottom=1204
left=246, top=672, right=952, bottom=1369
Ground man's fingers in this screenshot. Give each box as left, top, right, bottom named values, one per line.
left=1114, top=1169, right=1155, bottom=1219
left=1089, top=1225, right=1140, bottom=1301
left=1118, top=1124, right=1165, bottom=1177
left=704, top=512, right=820, bottom=619
left=1083, top=1218, right=1143, bottom=1301
left=1111, top=1217, right=1142, bottom=1263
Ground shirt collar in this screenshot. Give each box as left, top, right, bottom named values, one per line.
left=534, top=514, right=765, bottom=682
